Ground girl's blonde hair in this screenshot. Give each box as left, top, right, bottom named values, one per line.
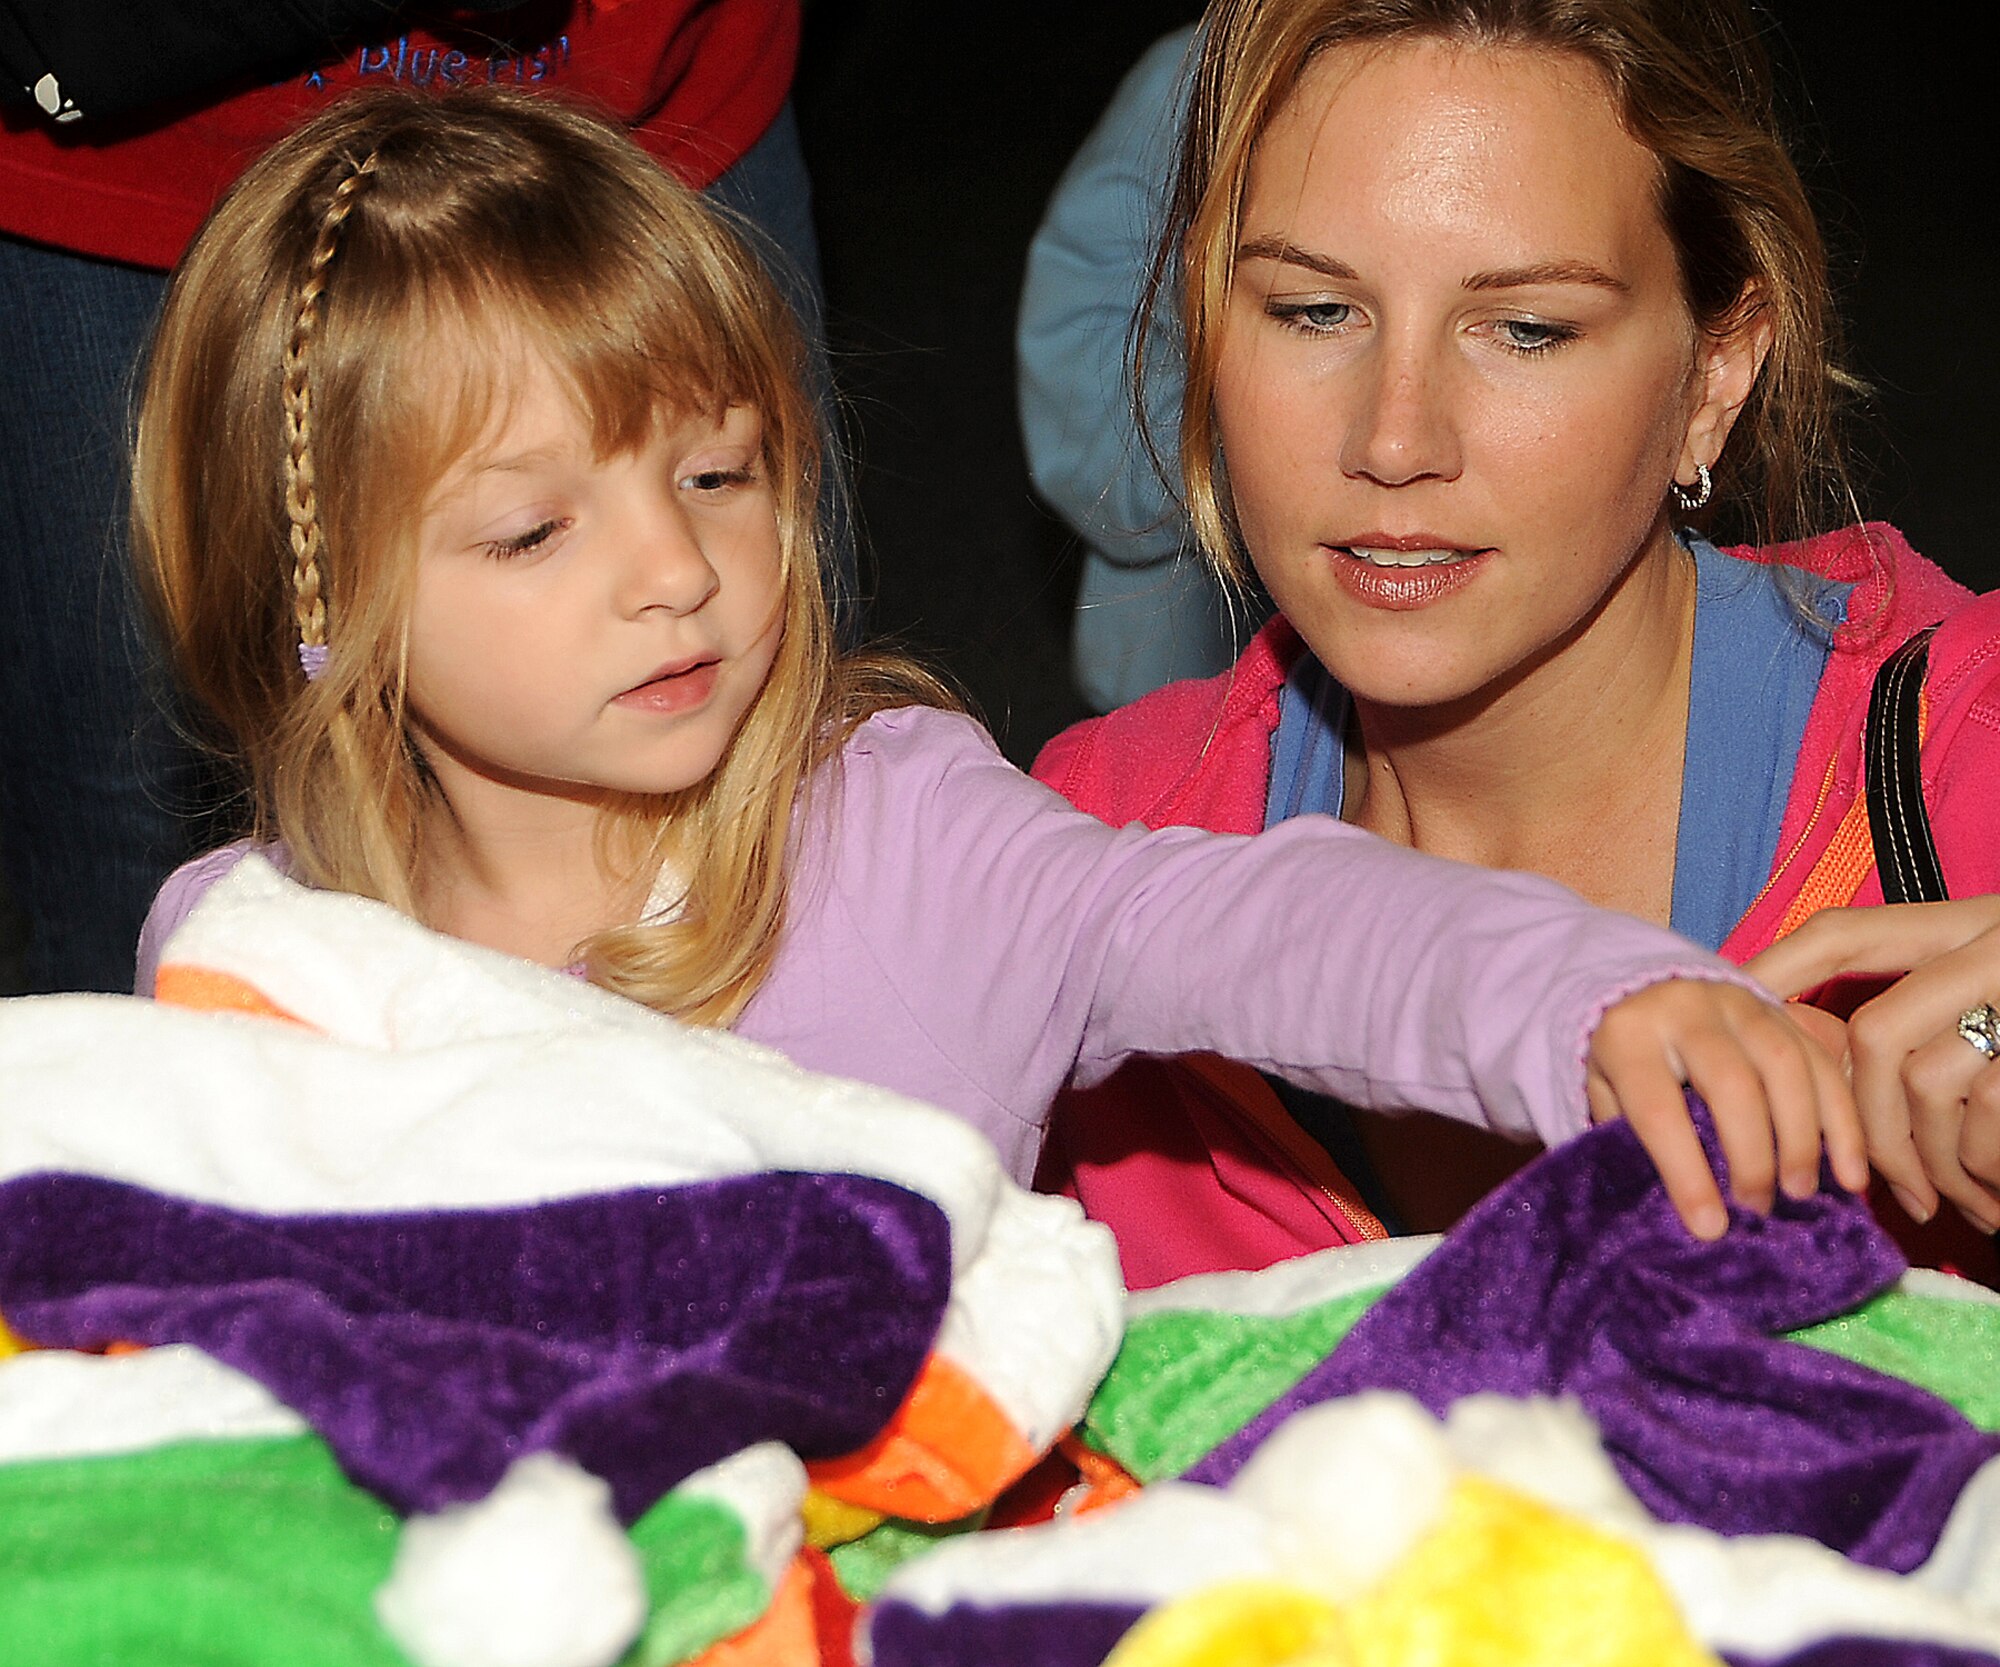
left=134, top=85, right=950, bottom=1025
left=1146, top=0, right=1862, bottom=580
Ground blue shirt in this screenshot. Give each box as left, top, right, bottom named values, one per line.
left=1264, top=538, right=1852, bottom=951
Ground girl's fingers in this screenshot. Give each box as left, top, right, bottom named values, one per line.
left=1591, top=981, right=1871, bottom=1240
left=1589, top=1012, right=1729, bottom=1240
left=1800, top=1016, right=1870, bottom=1195
left=1671, top=1023, right=1777, bottom=1213
left=1742, top=1006, right=1841, bottom=1201
left=1782, top=999, right=1851, bottom=1062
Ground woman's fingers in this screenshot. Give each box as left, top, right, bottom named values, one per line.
left=1962, top=1064, right=2000, bottom=1203
left=1745, top=899, right=2000, bottom=999
left=1901, top=1028, right=2000, bottom=1231
left=1840, top=940, right=2000, bottom=1220
left=1745, top=899, right=2000, bottom=1222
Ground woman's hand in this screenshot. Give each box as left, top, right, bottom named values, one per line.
left=1584, top=978, right=1867, bottom=1240
left=1746, top=898, right=2000, bottom=1232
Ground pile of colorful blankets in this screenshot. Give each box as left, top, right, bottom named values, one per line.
left=1, top=858, right=1996, bottom=1666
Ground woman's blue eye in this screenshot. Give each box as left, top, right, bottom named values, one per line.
left=482, top=517, right=566, bottom=560
left=1494, top=318, right=1578, bottom=354
left=1268, top=299, right=1353, bottom=335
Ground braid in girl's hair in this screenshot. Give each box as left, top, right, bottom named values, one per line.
left=271, top=146, right=413, bottom=910
left=282, top=151, right=379, bottom=681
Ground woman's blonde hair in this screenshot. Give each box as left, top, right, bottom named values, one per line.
left=1146, top=0, right=1861, bottom=580
left=134, top=85, right=949, bottom=1025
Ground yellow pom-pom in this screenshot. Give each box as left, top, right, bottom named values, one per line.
left=1104, top=1580, right=1351, bottom=1667
left=0, top=1312, right=27, bottom=1359
left=1345, top=1477, right=1717, bottom=1667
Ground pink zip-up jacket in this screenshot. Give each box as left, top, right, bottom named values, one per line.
left=1033, top=525, right=2000, bottom=1287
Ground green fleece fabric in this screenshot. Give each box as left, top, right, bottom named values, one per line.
left=1788, top=1286, right=2000, bottom=1432
left=1084, top=1273, right=2000, bottom=1491
left=0, top=1434, right=409, bottom=1665
left=826, top=1511, right=989, bottom=1602
left=1081, top=1286, right=1389, bottom=1482
left=625, top=1490, right=772, bottom=1665
left=0, top=1430, right=771, bottom=1667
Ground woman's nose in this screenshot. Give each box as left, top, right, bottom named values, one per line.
left=1337, top=332, right=1462, bottom=487
left=615, top=493, right=720, bottom=617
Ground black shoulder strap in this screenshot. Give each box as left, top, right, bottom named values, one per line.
left=1864, top=625, right=1948, bottom=904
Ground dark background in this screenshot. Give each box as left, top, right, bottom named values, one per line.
left=794, top=1, right=1995, bottom=767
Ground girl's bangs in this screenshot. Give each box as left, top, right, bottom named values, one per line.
left=478, top=228, right=776, bottom=462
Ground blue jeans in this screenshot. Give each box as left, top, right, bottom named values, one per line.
left=0, top=102, right=839, bottom=993
left=0, top=245, right=181, bottom=994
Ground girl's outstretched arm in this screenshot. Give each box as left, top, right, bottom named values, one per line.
left=745, top=708, right=1857, bottom=1236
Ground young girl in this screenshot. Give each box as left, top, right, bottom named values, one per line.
left=132, top=86, right=1856, bottom=1243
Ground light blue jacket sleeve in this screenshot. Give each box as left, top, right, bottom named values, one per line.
left=1016, top=25, right=1196, bottom=570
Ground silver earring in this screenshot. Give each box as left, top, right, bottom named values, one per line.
left=1672, top=461, right=1712, bottom=512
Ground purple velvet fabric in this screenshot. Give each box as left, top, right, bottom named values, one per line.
left=865, top=1600, right=1147, bottom=1667
left=861, top=1606, right=1998, bottom=1667
left=1189, top=1103, right=2000, bottom=1573
left=0, top=1170, right=952, bottom=1520
left=1732, top=1648, right=2000, bottom=1666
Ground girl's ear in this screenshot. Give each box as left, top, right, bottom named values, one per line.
left=1679, top=282, right=1774, bottom=486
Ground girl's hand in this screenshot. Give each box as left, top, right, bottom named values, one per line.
left=1745, top=898, right=2000, bottom=1233
left=1583, top=978, right=1867, bottom=1240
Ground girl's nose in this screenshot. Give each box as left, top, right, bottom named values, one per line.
left=1337, top=332, right=1463, bottom=488
left=616, top=495, right=721, bottom=617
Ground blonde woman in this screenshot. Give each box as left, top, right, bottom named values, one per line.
left=1035, top=0, right=2000, bottom=1284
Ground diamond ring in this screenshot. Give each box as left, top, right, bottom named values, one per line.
left=1959, top=1003, right=2000, bottom=1061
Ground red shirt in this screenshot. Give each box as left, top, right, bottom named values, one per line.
left=0, top=0, right=798, bottom=270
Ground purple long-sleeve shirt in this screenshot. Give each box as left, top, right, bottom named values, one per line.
left=137, top=707, right=1748, bottom=1183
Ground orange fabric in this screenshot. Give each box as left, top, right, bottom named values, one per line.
left=1058, top=1433, right=1143, bottom=1517
left=805, top=1354, right=1035, bottom=1522
left=153, top=966, right=314, bottom=1029
left=1774, top=773, right=1876, bottom=937
left=690, top=1557, right=818, bottom=1667
left=1770, top=685, right=1934, bottom=938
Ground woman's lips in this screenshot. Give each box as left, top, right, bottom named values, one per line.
left=613, top=658, right=720, bottom=714
left=1327, top=543, right=1489, bottom=610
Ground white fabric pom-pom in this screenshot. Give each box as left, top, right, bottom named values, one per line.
left=1230, top=1392, right=1452, bottom=1600
left=375, top=1454, right=646, bottom=1667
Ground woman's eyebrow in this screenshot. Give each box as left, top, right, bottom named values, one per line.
left=1235, top=236, right=1359, bottom=280
left=1234, top=241, right=1626, bottom=297
left=1464, top=259, right=1629, bottom=293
